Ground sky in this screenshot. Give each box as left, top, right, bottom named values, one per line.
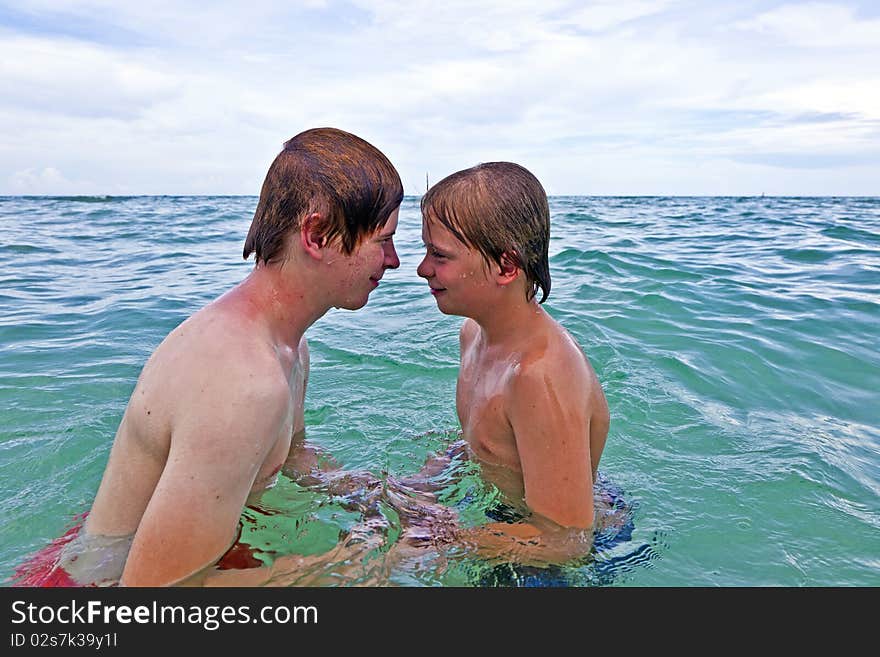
left=1, top=0, right=878, bottom=196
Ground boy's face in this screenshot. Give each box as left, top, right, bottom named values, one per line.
left=328, top=208, right=400, bottom=310
left=417, top=217, right=495, bottom=317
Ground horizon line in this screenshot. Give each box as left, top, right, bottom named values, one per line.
left=2, top=194, right=879, bottom=199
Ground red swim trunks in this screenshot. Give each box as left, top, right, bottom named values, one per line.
left=11, top=513, right=87, bottom=588
left=11, top=512, right=261, bottom=586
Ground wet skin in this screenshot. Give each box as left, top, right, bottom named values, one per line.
left=80, top=209, right=401, bottom=586
left=415, top=217, right=610, bottom=563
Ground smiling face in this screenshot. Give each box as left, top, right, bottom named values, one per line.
left=329, top=207, right=400, bottom=310
left=416, top=217, right=496, bottom=317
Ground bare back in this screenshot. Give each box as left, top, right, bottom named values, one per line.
left=75, top=297, right=308, bottom=585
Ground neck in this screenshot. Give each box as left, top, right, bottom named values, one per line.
left=222, top=261, right=331, bottom=350
left=471, top=292, right=546, bottom=347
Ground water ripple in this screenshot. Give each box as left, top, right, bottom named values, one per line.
left=1, top=195, right=879, bottom=585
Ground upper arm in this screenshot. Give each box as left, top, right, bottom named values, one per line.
left=507, top=362, right=595, bottom=529
left=121, top=381, right=291, bottom=586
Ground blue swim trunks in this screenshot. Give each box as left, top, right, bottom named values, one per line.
left=476, top=474, right=636, bottom=587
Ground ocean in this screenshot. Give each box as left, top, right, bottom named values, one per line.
left=1, top=195, right=878, bottom=586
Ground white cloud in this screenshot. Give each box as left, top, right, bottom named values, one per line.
left=0, top=33, right=181, bottom=118
left=564, top=0, right=676, bottom=31
left=750, top=79, right=880, bottom=122
left=736, top=2, right=880, bottom=48
left=9, top=166, right=79, bottom=194
left=0, top=1, right=877, bottom=195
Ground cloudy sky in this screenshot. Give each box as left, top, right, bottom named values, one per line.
left=1, top=0, right=878, bottom=196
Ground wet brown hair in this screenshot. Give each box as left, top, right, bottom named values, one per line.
left=244, top=127, right=403, bottom=263
left=421, top=161, right=551, bottom=303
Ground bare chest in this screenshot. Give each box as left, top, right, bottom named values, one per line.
left=456, top=357, right=521, bottom=471
left=247, top=427, right=292, bottom=501
left=249, top=362, right=304, bottom=497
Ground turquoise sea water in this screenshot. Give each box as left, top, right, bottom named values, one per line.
left=1, top=195, right=878, bottom=586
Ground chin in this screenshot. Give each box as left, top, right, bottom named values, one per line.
left=338, top=294, right=370, bottom=311
left=435, top=300, right=460, bottom=316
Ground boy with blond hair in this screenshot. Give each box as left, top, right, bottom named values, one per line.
left=415, top=162, right=610, bottom=564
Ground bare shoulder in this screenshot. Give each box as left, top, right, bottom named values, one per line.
left=553, top=324, right=609, bottom=424
left=459, top=318, right=479, bottom=350
left=509, top=320, right=604, bottom=409
left=147, top=308, right=291, bottom=445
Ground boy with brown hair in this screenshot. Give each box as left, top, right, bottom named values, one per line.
left=29, top=127, right=403, bottom=586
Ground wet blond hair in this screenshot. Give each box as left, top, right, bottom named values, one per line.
left=421, top=161, right=551, bottom=302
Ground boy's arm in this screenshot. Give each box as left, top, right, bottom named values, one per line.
left=436, top=360, right=597, bottom=566
left=120, top=381, right=291, bottom=587
left=395, top=497, right=594, bottom=566
left=391, top=439, right=468, bottom=494
left=454, top=518, right=594, bottom=566
left=508, top=359, right=595, bottom=530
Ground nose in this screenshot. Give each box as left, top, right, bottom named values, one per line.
left=383, top=239, right=400, bottom=270
left=416, top=253, right=431, bottom=279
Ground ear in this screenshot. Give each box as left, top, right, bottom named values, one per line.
left=300, top=212, right=326, bottom=261
left=496, top=251, right=520, bottom=286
